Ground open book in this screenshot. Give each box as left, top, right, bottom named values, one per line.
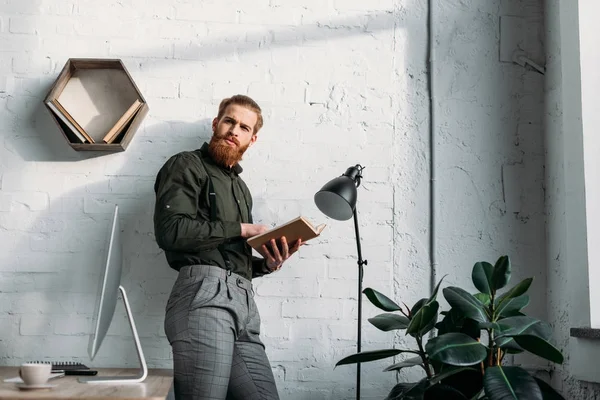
left=247, top=216, right=326, bottom=252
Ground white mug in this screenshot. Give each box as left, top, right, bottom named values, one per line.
left=18, top=363, right=52, bottom=386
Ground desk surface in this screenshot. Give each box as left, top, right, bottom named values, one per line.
left=0, top=367, right=173, bottom=399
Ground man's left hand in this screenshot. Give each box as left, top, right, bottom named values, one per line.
left=260, top=236, right=302, bottom=272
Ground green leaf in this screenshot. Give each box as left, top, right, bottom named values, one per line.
left=386, top=380, right=427, bottom=400
left=496, top=316, right=552, bottom=339
left=424, top=384, right=469, bottom=400
left=401, top=378, right=429, bottom=400
left=497, top=295, right=530, bottom=318
left=363, top=288, right=401, bottom=312
left=421, top=304, right=441, bottom=335
left=469, top=388, right=484, bottom=400
left=384, top=356, right=423, bottom=372
left=495, top=316, right=551, bottom=350
left=502, top=343, right=525, bottom=354
left=533, top=377, right=566, bottom=400
left=499, top=322, right=562, bottom=362
left=474, top=293, right=491, bottom=306
left=512, top=335, right=564, bottom=364
left=425, top=332, right=488, bottom=366
left=491, top=256, right=511, bottom=291
left=428, top=275, right=447, bottom=303
left=472, top=262, right=494, bottom=295
left=431, top=367, right=483, bottom=399
left=407, top=301, right=439, bottom=337
left=484, top=366, right=542, bottom=400
left=411, top=298, right=428, bottom=317
left=443, top=287, right=489, bottom=323
left=479, top=322, right=501, bottom=330
left=430, top=367, right=478, bottom=385
left=462, top=318, right=482, bottom=340
left=436, top=307, right=464, bottom=335
left=369, top=313, right=410, bottom=331
left=336, top=349, right=414, bottom=367
left=496, top=278, right=533, bottom=308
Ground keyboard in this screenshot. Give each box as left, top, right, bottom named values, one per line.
left=27, top=361, right=90, bottom=372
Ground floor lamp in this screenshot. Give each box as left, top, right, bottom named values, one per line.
left=314, top=165, right=366, bottom=400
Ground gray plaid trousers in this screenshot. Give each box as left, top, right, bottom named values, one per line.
left=164, top=265, right=280, bottom=400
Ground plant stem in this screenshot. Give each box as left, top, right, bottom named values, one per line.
left=416, top=335, right=432, bottom=379
left=497, top=348, right=501, bottom=366
left=489, top=291, right=496, bottom=367
left=488, top=329, right=494, bottom=367
left=477, top=337, right=485, bottom=377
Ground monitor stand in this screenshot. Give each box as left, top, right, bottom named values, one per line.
left=79, top=286, right=148, bottom=384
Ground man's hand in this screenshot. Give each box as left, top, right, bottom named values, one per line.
left=241, top=223, right=269, bottom=238
left=260, top=236, right=302, bottom=272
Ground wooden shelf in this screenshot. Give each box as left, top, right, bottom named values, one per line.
left=44, top=58, right=149, bottom=152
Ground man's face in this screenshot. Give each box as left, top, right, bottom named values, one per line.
left=208, top=104, right=258, bottom=167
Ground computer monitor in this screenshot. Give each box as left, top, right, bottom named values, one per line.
left=80, top=204, right=148, bottom=384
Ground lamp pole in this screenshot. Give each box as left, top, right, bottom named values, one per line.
left=313, top=164, right=366, bottom=400
left=353, top=207, right=367, bottom=400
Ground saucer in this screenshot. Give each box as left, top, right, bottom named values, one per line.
left=16, top=383, right=56, bottom=390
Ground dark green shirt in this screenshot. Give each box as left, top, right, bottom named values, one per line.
left=153, top=142, right=267, bottom=280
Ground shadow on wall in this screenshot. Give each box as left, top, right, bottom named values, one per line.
left=5, top=109, right=213, bottom=366
left=1, top=5, right=410, bottom=399
left=133, top=11, right=397, bottom=68
left=0, top=2, right=460, bottom=394
left=5, top=8, right=398, bottom=165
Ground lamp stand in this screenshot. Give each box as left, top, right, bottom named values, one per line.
left=353, top=208, right=367, bottom=400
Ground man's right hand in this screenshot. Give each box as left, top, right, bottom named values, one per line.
left=240, top=223, right=270, bottom=238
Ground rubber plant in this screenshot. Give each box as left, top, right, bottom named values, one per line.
left=335, top=255, right=566, bottom=400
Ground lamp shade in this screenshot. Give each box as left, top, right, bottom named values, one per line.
left=314, top=168, right=360, bottom=221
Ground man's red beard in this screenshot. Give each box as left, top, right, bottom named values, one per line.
left=208, top=134, right=250, bottom=167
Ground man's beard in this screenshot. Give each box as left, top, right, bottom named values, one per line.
left=208, top=134, right=249, bottom=167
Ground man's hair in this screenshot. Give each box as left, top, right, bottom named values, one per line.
left=216, top=95, right=263, bottom=134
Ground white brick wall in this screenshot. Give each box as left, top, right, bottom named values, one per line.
left=0, top=0, right=545, bottom=398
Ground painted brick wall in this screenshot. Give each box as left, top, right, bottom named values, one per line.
left=0, top=0, right=544, bottom=398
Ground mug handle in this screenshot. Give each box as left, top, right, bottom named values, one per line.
left=18, top=368, right=23, bottom=379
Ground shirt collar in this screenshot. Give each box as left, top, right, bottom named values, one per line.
left=199, top=142, right=244, bottom=174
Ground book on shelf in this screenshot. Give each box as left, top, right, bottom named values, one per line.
left=247, top=216, right=326, bottom=252
left=102, top=99, right=143, bottom=144
left=46, top=100, right=88, bottom=143
left=48, top=99, right=95, bottom=143
left=46, top=98, right=143, bottom=145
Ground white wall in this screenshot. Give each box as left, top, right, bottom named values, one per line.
left=546, top=0, right=600, bottom=396
left=0, top=0, right=545, bottom=398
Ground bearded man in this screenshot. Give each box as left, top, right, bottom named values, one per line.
left=153, top=95, right=301, bottom=400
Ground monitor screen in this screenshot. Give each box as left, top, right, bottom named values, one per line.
left=88, top=204, right=122, bottom=360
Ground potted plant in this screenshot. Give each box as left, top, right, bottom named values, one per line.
left=336, top=255, right=565, bottom=399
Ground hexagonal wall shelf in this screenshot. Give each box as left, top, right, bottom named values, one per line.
left=44, top=58, right=149, bottom=152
